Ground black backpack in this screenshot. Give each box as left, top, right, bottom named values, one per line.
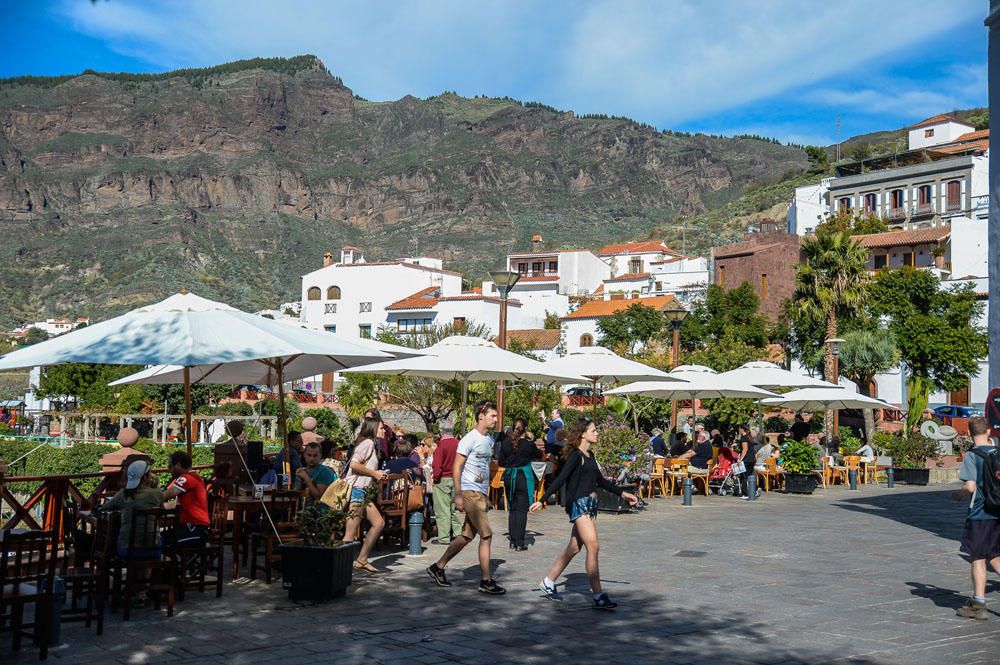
left=969, top=447, right=1000, bottom=517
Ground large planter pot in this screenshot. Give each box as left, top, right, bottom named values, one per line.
left=784, top=473, right=819, bottom=494
left=893, top=467, right=930, bottom=486
left=597, top=484, right=636, bottom=513
left=280, top=540, right=360, bottom=601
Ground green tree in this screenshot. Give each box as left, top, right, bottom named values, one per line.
left=680, top=283, right=769, bottom=351
left=848, top=143, right=874, bottom=162
left=805, top=145, right=830, bottom=173
left=543, top=311, right=561, bottom=330
left=837, top=329, right=900, bottom=438
left=814, top=209, right=888, bottom=237
left=870, top=268, right=987, bottom=432
left=597, top=302, right=666, bottom=355
left=139, top=382, right=232, bottom=415
left=38, top=363, right=147, bottom=410
left=23, top=327, right=49, bottom=346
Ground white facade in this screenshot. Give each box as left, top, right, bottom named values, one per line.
left=907, top=117, right=975, bottom=150
left=950, top=216, right=990, bottom=278
left=560, top=295, right=678, bottom=355
left=300, top=249, right=463, bottom=341
left=788, top=180, right=831, bottom=235
left=9, top=317, right=90, bottom=338
left=599, top=241, right=684, bottom=278
left=480, top=278, right=566, bottom=329
left=505, top=249, right=609, bottom=297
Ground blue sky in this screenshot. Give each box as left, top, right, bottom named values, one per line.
left=0, top=0, right=987, bottom=145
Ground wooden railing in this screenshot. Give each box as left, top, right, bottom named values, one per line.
left=565, top=395, right=605, bottom=407
left=1, top=464, right=214, bottom=543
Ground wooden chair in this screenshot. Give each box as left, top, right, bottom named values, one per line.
left=0, top=530, right=57, bottom=660
left=842, top=455, right=862, bottom=484
left=756, top=458, right=784, bottom=492
left=177, top=497, right=228, bottom=598
left=249, top=490, right=303, bottom=585
left=61, top=509, right=108, bottom=636
left=646, top=458, right=668, bottom=498
left=862, top=458, right=885, bottom=484
left=376, top=473, right=411, bottom=548
left=689, top=461, right=712, bottom=496
left=666, top=458, right=690, bottom=495
left=112, top=509, right=177, bottom=621
left=489, top=463, right=506, bottom=511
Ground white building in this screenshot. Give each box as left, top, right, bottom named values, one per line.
left=9, top=317, right=90, bottom=338
left=560, top=294, right=679, bottom=355
left=598, top=240, right=684, bottom=277
left=788, top=179, right=831, bottom=235
left=908, top=114, right=975, bottom=151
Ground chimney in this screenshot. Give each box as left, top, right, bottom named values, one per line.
left=532, top=234, right=543, bottom=251
left=323, top=252, right=333, bottom=267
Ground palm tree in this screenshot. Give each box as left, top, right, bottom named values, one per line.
left=838, top=329, right=899, bottom=440
left=792, top=231, right=871, bottom=381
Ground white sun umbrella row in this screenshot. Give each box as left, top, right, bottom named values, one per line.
left=341, top=335, right=589, bottom=434
left=0, top=291, right=395, bottom=455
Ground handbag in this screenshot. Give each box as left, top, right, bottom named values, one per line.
left=320, top=440, right=375, bottom=511
left=406, top=482, right=425, bottom=512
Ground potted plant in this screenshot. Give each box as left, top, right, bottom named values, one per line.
left=931, top=244, right=946, bottom=269
left=878, top=433, right=940, bottom=485
left=780, top=440, right=820, bottom=494
left=279, top=501, right=362, bottom=601
left=593, top=416, right=648, bottom=513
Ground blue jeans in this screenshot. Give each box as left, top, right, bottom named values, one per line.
left=568, top=495, right=598, bottom=523
left=350, top=487, right=367, bottom=504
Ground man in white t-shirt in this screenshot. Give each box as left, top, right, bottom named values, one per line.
left=427, top=400, right=505, bottom=595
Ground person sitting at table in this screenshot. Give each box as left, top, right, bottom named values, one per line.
left=98, top=459, right=164, bottom=555
left=272, top=430, right=304, bottom=480
left=649, top=428, right=667, bottom=457
left=385, top=436, right=421, bottom=475
left=295, top=441, right=336, bottom=505
left=688, top=431, right=714, bottom=475
left=855, top=437, right=876, bottom=463
left=669, top=432, right=691, bottom=457
left=162, top=451, right=210, bottom=547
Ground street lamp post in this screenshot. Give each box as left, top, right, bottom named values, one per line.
left=489, top=270, right=521, bottom=431
left=826, top=337, right=845, bottom=437
left=662, top=303, right=688, bottom=431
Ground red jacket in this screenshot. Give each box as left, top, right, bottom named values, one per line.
left=432, top=436, right=460, bottom=483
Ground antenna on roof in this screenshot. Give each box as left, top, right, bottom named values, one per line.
left=836, top=114, right=841, bottom=162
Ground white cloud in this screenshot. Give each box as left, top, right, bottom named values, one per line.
left=54, top=0, right=984, bottom=127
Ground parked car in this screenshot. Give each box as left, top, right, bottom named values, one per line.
left=932, top=405, right=983, bottom=419
left=564, top=386, right=602, bottom=398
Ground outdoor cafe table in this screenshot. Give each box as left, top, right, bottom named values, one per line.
left=227, top=493, right=298, bottom=580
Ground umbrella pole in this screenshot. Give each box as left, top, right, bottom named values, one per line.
left=276, top=360, right=290, bottom=481
left=460, top=379, right=468, bottom=437
left=592, top=379, right=598, bottom=417
left=183, top=367, right=193, bottom=455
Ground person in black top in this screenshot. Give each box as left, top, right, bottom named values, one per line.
left=530, top=418, right=638, bottom=610
left=669, top=432, right=690, bottom=457
left=689, top=434, right=714, bottom=470
left=498, top=418, right=543, bottom=551
left=735, top=424, right=756, bottom=498
left=790, top=414, right=810, bottom=442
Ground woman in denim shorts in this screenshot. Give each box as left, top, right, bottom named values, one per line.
left=531, top=418, right=638, bottom=609
left=343, top=417, right=388, bottom=573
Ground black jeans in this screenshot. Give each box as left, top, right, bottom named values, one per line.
left=504, top=472, right=530, bottom=547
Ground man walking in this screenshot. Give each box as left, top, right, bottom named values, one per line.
left=427, top=400, right=505, bottom=594
left=952, top=416, right=1000, bottom=619
left=431, top=427, right=463, bottom=544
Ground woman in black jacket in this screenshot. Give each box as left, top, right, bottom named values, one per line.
left=498, top=418, right=543, bottom=551
left=530, top=418, right=638, bottom=609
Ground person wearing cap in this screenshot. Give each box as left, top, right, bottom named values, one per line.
left=98, top=459, right=165, bottom=559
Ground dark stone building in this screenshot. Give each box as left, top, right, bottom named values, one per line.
left=711, top=227, right=802, bottom=322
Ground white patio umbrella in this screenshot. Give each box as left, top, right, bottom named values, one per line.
left=543, top=346, right=683, bottom=414
left=341, top=335, right=587, bottom=434
left=0, top=291, right=391, bottom=454
left=719, top=361, right=837, bottom=391
left=760, top=387, right=893, bottom=412
left=606, top=364, right=778, bottom=423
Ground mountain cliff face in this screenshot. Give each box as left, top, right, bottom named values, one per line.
left=0, top=56, right=807, bottom=324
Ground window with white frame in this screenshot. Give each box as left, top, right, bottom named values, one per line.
left=359, top=302, right=372, bottom=313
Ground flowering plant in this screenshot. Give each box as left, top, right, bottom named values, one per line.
left=593, top=415, right=650, bottom=483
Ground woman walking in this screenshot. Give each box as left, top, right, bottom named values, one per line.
left=735, top=423, right=757, bottom=499
left=530, top=418, right=637, bottom=609
left=498, top=417, right=543, bottom=551
left=343, top=417, right=388, bottom=573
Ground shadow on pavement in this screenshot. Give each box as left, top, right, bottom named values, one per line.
left=834, top=488, right=964, bottom=541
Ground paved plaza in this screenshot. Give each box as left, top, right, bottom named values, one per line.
left=4, top=483, right=999, bottom=665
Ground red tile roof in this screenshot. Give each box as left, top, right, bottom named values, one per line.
left=606, top=272, right=650, bottom=282
left=438, top=295, right=520, bottom=306
left=516, top=275, right=559, bottom=282
left=562, top=294, right=679, bottom=320
left=501, top=329, right=562, bottom=349
left=598, top=240, right=681, bottom=256
left=385, top=286, right=440, bottom=311
left=910, top=114, right=960, bottom=128
left=507, top=249, right=588, bottom=257
left=592, top=283, right=604, bottom=295
left=933, top=139, right=989, bottom=155
left=955, top=129, right=990, bottom=142
left=854, top=226, right=950, bottom=249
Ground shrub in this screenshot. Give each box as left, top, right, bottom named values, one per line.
left=593, top=416, right=650, bottom=484
left=875, top=433, right=941, bottom=469
left=763, top=415, right=790, bottom=434
left=781, top=439, right=819, bottom=474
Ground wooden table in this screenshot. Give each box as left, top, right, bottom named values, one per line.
left=226, top=494, right=298, bottom=580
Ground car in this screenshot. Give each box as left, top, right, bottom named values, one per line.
left=564, top=386, right=602, bottom=398
left=932, top=405, right=983, bottom=419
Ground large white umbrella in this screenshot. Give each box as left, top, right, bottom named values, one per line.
left=606, top=365, right=778, bottom=422
left=543, top=346, right=683, bottom=414
left=0, top=291, right=391, bottom=452
left=719, top=361, right=837, bottom=390
left=341, top=335, right=587, bottom=433
left=760, top=387, right=893, bottom=412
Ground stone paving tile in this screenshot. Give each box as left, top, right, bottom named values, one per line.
left=3, top=484, right=999, bottom=664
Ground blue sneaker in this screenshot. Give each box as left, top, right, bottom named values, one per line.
left=592, top=593, right=617, bottom=610
left=538, top=581, right=563, bottom=602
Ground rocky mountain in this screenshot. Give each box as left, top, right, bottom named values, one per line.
left=0, top=55, right=808, bottom=325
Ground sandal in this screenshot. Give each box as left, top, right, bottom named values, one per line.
left=354, top=559, right=379, bottom=574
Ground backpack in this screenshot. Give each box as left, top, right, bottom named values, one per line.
left=969, top=447, right=1000, bottom=517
